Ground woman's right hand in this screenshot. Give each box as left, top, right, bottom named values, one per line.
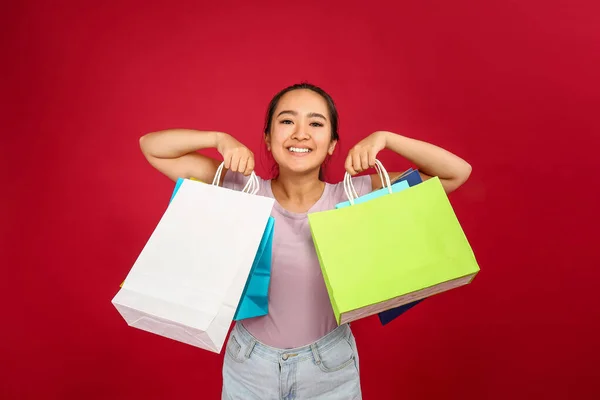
left=216, top=132, right=255, bottom=176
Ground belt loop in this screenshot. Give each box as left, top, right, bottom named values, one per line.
left=310, top=343, right=322, bottom=365
left=245, top=339, right=256, bottom=359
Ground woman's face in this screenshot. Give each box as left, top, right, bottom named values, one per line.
left=266, top=89, right=337, bottom=176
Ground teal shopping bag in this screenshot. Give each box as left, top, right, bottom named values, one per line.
left=335, top=180, right=409, bottom=209
left=171, top=178, right=273, bottom=320
left=233, top=216, right=274, bottom=320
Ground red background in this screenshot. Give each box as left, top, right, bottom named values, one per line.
left=3, top=1, right=600, bottom=399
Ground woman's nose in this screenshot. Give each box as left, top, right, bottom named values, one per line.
left=292, top=123, right=310, bottom=140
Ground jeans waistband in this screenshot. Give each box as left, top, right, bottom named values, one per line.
left=232, top=322, right=352, bottom=364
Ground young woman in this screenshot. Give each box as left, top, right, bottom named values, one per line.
left=139, top=83, right=472, bottom=399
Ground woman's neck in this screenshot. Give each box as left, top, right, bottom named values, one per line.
left=271, top=169, right=325, bottom=213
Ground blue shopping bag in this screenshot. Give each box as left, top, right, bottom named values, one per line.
left=171, top=178, right=273, bottom=321
left=335, top=169, right=425, bottom=325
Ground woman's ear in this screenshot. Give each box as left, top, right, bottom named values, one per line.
left=265, top=133, right=271, bottom=151
left=327, top=139, right=337, bottom=155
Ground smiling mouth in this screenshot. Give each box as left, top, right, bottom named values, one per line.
left=288, top=147, right=312, bottom=153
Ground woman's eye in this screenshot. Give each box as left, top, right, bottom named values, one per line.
left=310, top=122, right=324, bottom=127
left=280, top=119, right=293, bottom=125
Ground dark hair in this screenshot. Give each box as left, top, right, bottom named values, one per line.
left=263, top=82, right=340, bottom=180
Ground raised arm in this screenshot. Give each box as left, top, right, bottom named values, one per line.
left=139, top=129, right=254, bottom=183
left=377, top=131, right=472, bottom=193
left=345, top=131, right=472, bottom=194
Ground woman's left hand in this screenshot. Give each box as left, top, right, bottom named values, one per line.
left=345, top=131, right=388, bottom=175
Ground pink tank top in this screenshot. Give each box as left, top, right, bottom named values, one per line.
left=223, top=171, right=372, bottom=348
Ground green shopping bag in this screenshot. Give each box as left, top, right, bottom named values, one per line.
left=307, top=161, right=480, bottom=325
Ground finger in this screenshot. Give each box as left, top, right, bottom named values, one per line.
left=244, top=156, right=255, bottom=176
left=223, top=153, right=232, bottom=170
left=345, top=155, right=356, bottom=175
left=238, top=156, right=248, bottom=176
left=368, top=150, right=377, bottom=168
left=344, top=154, right=352, bottom=172
left=360, top=152, right=369, bottom=171
left=230, top=153, right=240, bottom=173
left=352, top=153, right=363, bottom=173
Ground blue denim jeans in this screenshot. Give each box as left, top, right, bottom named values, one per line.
left=222, top=322, right=362, bottom=399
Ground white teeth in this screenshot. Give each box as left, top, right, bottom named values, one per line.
left=289, top=147, right=311, bottom=153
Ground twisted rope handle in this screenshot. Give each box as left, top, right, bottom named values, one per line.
left=343, top=159, right=392, bottom=205
left=212, top=162, right=259, bottom=195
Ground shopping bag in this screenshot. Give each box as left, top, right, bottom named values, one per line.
left=336, top=166, right=420, bottom=210
left=308, top=160, right=480, bottom=325
left=335, top=167, right=427, bottom=325
left=393, top=167, right=422, bottom=186
left=334, top=173, right=410, bottom=209
left=233, top=216, right=274, bottom=320
left=169, top=178, right=274, bottom=321
left=169, top=176, right=202, bottom=202
left=112, top=164, right=274, bottom=353
left=377, top=169, right=426, bottom=325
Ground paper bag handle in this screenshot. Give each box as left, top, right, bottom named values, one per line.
left=212, top=161, right=260, bottom=195
left=343, top=159, right=392, bottom=205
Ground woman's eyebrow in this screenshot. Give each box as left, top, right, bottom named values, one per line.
left=277, top=110, right=327, bottom=120
left=308, top=112, right=327, bottom=120
left=277, top=110, right=297, bottom=117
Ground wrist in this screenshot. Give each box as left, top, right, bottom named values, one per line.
left=214, top=131, right=228, bottom=150
left=375, top=131, right=393, bottom=148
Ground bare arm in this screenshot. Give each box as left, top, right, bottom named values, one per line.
left=139, top=129, right=254, bottom=183
left=372, top=131, right=472, bottom=193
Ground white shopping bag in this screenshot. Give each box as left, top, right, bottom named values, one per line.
left=112, top=164, right=274, bottom=353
